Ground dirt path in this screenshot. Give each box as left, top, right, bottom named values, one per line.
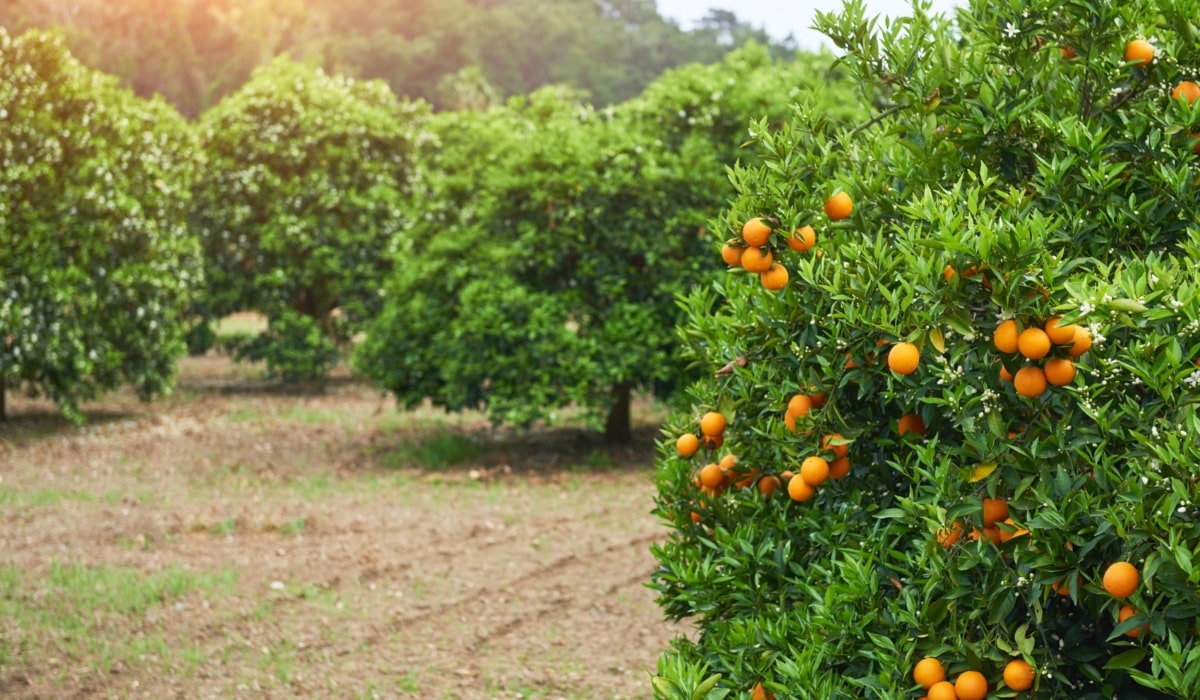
left=0, top=357, right=688, bottom=698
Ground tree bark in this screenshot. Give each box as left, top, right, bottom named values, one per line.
left=604, top=380, right=634, bottom=444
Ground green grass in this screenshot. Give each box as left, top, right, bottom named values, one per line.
left=0, top=562, right=238, bottom=676
left=382, top=433, right=490, bottom=470
left=0, top=484, right=96, bottom=507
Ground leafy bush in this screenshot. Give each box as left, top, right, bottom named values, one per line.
left=651, top=1, right=1200, bottom=698
left=0, top=28, right=200, bottom=421
left=190, top=57, right=427, bottom=380
left=358, top=45, right=862, bottom=440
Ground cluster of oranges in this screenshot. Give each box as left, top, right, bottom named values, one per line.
left=720, top=192, right=854, bottom=291
left=937, top=496, right=1028, bottom=549
left=912, top=656, right=1033, bottom=699
left=993, top=316, right=1091, bottom=398
left=1104, top=561, right=1149, bottom=638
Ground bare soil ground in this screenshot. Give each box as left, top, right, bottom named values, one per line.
left=0, top=355, right=688, bottom=699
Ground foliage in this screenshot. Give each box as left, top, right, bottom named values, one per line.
left=0, top=28, right=201, bottom=421
left=189, top=57, right=426, bottom=380
left=0, top=0, right=795, bottom=117
left=357, top=45, right=861, bottom=440
left=652, top=0, right=1200, bottom=697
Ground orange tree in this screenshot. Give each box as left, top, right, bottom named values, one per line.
left=651, top=0, right=1200, bottom=698
left=0, top=29, right=200, bottom=422
left=189, top=58, right=427, bottom=380
left=357, top=45, right=861, bottom=441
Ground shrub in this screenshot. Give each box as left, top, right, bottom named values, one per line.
left=651, top=1, right=1200, bottom=698
left=358, top=45, right=862, bottom=441
left=190, top=57, right=427, bottom=380
left=0, top=28, right=200, bottom=421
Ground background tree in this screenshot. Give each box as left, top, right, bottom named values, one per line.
left=651, top=0, right=1200, bottom=698
left=0, top=28, right=201, bottom=421
left=189, top=57, right=427, bottom=380
left=357, top=45, right=859, bottom=441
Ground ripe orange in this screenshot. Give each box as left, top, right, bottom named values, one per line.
left=1002, top=659, right=1034, bottom=691
left=993, top=320, right=1019, bottom=353
left=998, top=517, right=1029, bottom=543
left=742, top=217, right=772, bottom=246
left=888, top=342, right=920, bottom=375
left=751, top=681, right=774, bottom=700
left=787, top=394, right=814, bottom=418
left=676, top=433, right=699, bottom=457
left=1044, top=357, right=1076, bottom=386
left=699, top=463, right=725, bottom=489
left=998, top=364, right=1013, bottom=383
left=1044, top=316, right=1076, bottom=344
left=1103, top=561, right=1139, bottom=598
left=955, top=670, right=988, bottom=700
left=937, top=521, right=964, bottom=548
left=702, top=433, right=723, bottom=450
left=982, top=497, right=1009, bottom=527
left=741, top=246, right=774, bottom=273
left=898, top=413, right=926, bottom=437
left=700, top=411, right=726, bottom=437
left=824, top=191, right=854, bottom=220
left=1173, top=80, right=1200, bottom=105
left=757, top=475, right=782, bottom=497
left=808, top=391, right=827, bottom=408
left=1061, top=45, right=1077, bottom=59
left=1118, top=604, right=1148, bottom=638
left=1014, top=366, right=1047, bottom=398
left=760, top=263, right=789, bottom=291
left=1124, top=39, right=1155, bottom=65
left=822, top=433, right=849, bottom=459
left=787, top=225, right=816, bottom=252
left=1018, top=327, right=1051, bottom=360
left=788, top=475, right=815, bottom=502
left=1068, top=325, right=1092, bottom=357
left=720, top=243, right=743, bottom=266
left=800, top=455, right=830, bottom=487
left=913, top=657, right=946, bottom=688
left=719, top=453, right=737, bottom=470
left=927, top=680, right=957, bottom=700
left=828, top=456, right=850, bottom=479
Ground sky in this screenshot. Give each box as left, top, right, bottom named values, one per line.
left=656, top=0, right=964, bottom=50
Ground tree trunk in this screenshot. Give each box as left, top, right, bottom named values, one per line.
left=604, top=381, right=634, bottom=444
left=1, top=373, right=6, bottom=422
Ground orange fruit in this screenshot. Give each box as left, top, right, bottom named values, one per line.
left=955, top=670, right=988, bottom=700
left=937, top=521, right=964, bottom=548
left=700, top=411, right=726, bottom=437
left=780, top=470, right=794, bottom=481
left=808, top=391, right=827, bottom=408
left=898, top=413, right=926, bottom=437
left=760, top=263, right=789, bottom=291
left=998, top=517, right=1030, bottom=543
left=734, top=468, right=759, bottom=489
left=702, top=433, right=723, bottom=451
left=1018, top=327, right=1051, bottom=360
left=1124, top=39, right=1155, bottom=65
left=982, top=497, right=1009, bottom=527
left=800, top=455, right=830, bottom=487
left=1103, top=561, right=1139, bottom=598
left=742, top=217, right=772, bottom=247
left=751, top=682, right=773, bottom=700
left=720, top=243, right=743, bottom=266
left=1061, top=45, right=1077, bottom=59
left=787, top=394, right=814, bottom=418
left=1118, top=604, right=1148, bottom=638
left=1002, top=660, right=1034, bottom=691
left=690, top=509, right=702, bottom=524
left=719, top=454, right=737, bottom=470
left=741, top=246, right=774, bottom=273
left=1173, top=80, right=1200, bottom=105
left=888, top=342, right=920, bottom=375
left=787, top=475, right=815, bottom=502
left=979, top=525, right=1002, bottom=545
left=993, top=320, right=1020, bottom=354
left=1044, top=316, right=1076, bottom=344
left=828, top=456, right=850, bottom=479
left=787, top=225, right=816, bottom=252
left=914, top=657, right=946, bottom=688
left=676, top=433, right=699, bottom=457
left=824, top=191, right=854, bottom=220
left=757, top=475, right=782, bottom=497
left=998, top=364, right=1014, bottom=383
left=927, top=680, right=957, bottom=700
left=1014, top=366, right=1047, bottom=398
left=1068, top=326, right=1092, bottom=357
left=699, top=463, right=725, bottom=489
left=822, top=433, right=849, bottom=459
left=1190, top=132, right=1200, bottom=154
left=1044, top=357, right=1076, bottom=386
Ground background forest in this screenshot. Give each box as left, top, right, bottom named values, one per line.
left=0, top=0, right=795, bottom=117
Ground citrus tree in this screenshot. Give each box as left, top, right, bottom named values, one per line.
left=189, top=57, right=427, bottom=380
left=651, top=0, right=1200, bottom=698
left=0, top=28, right=200, bottom=422
left=358, top=45, right=861, bottom=441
